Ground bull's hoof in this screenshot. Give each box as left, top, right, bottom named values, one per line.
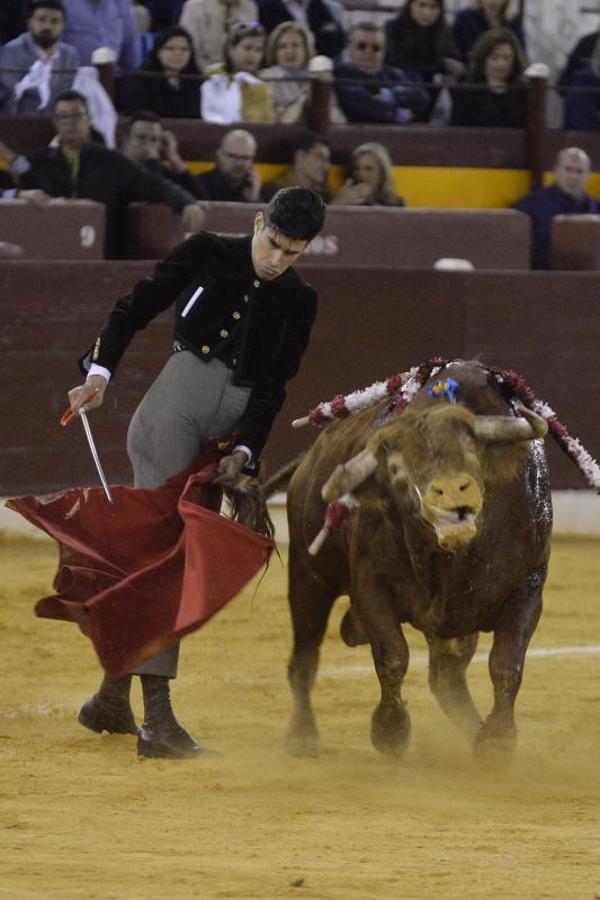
left=371, top=703, right=411, bottom=758
left=340, top=608, right=369, bottom=647
left=137, top=723, right=205, bottom=760
left=285, top=712, right=319, bottom=758
left=473, top=717, right=517, bottom=760
left=78, top=694, right=138, bottom=736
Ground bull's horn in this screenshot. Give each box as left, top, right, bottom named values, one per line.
left=321, top=448, right=378, bottom=503
left=472, top=407, right=548, bottom=443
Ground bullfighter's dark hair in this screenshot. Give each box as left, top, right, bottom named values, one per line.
left=52, top=89, right=88, bottom=110
left=265, top=187, right=325, bottom=242
left=28, top=0, right=66, bottom=16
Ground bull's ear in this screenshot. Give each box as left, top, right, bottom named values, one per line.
left=471, top=406, right=547, bottom=443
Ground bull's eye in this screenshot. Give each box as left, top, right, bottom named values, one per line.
left=434, top=487, right=443, bottom=495
left=390, top=464, right=398, bottom=476
left=459, top=482, right=469, bottom=492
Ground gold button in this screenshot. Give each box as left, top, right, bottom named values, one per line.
left=232, top=358, right=237, bottom=366
left=253, top=279, right=260, bottom=288
left=219, top=329, right=229, bottom=338
left=243, top=294, right=249, bottom=302
left=201, top=345, right=210, bottom=354
left=232, top=311, right=241, bottom=320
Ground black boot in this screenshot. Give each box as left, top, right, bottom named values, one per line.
left=78, top=675, right=138, bottom=735
left=137, top=675, right=204, bottom=760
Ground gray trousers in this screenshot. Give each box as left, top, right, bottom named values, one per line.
left=127, top=351, right=251, bottom=678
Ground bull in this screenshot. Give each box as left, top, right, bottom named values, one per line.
left=273, top=360, right=552, bottom=759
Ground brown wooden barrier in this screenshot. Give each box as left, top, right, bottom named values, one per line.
left=1, top=261, right=598, bottom=496
left=552, top=215, right=600, bottom=270
left=0, top=200, right=105, bottom=259
left=125, top=202, right=531, bottom=269
left=0, top=115, right=530, bottom=169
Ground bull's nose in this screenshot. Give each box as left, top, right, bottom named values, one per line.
left=425, top=473, right=482, bottom=513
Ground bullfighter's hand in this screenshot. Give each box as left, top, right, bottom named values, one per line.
left=67, top=374, right=107, bottom=416
left=182, top=202, right=206, bottom=233
left=213, top=451, right=248, bottom=485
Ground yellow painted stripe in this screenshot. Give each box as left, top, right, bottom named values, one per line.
left=188, top=161, right=533, bottom=208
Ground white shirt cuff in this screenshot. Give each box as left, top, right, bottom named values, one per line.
left=233, top=444, right=253, bottom=466
left=87, top=364, right=111, bottom=383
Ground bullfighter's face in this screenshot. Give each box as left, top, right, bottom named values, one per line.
left=251, top=212, right=309, bottom=281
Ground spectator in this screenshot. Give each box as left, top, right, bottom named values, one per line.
left=195, top=128, right=261, bottom=200
left=261, top=131, right=331, bottom=201
left=179, top=0, right=258, bottom=72
left=385, top=0, right=463, bottom=83
left=258, top=0, right=345, bottom=61
left=559, top=25, right=600, bottom=93
left=259, top=20, right=345, bottom=123
left=61, top=0, right=141, bottom=71
left=121, top=110, right=205, bottom=197
left=6, top=89, right=204, bottom=256
left=334, top=22, right=428, bottom=125
left=334, top=141, right=405, bottom=206
left=453, top=0, right=525, bottom=64
left=0, top=0, right=80, bottom=115
left=514, top=147, right=600, bottom=270
left=118, top=25, right=201, bottom=116
left=450, top=27, right=527, bottom=128
left=259, top=20, right=313, bottom=122
left=201, top=21, right=274, bottom=122
left=563, top=37, right=600, bottom=132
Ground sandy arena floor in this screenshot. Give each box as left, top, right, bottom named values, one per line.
left=0, top=534, right=599, bottom=900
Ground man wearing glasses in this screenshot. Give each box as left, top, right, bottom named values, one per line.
left=334, top=22, right=428, bottom=124
left=195, top=128, right=262, bottom=202
left=4, top=89, right=205, bottom=255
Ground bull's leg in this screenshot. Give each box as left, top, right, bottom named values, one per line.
left=426, top=633, right=483, bottom=743
left=352, top=578, right=411, bottom=757
left=286, top=553, right=336, bottom=758
left=476, top=567, right=545, bottom=757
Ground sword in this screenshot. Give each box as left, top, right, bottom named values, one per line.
left=60, top=398, right=113, bottom=504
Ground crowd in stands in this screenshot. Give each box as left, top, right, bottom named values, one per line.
left=2, top=1, right=600, bottom=267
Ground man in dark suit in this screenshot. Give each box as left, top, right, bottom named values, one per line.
left=9, top=89, right=205, bottom=255
left=334, top=22, right=428, bottom=124
left=514, top=147, right=600, bottom=270
left=67, top=186, right=326, bottom=760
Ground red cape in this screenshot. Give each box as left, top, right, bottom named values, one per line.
left=7, top=457, right=273, bottom=676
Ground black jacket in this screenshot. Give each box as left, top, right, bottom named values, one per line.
left=194, top=167, right=250, bottom=202
left=451, top=83, right=527, bottom=129
left=18, top=142, right=195, bottom=257
left=80, top=232, right=318, bottom=471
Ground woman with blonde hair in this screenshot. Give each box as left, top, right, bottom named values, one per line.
left=201, top=21, right=274, bottom=122
left=453, top=0, right=525, bottom=63
left=259, top=21, right=313, bottom=123
left=259, top=21, right=345, bottom=123
left=334, top=142, right=405, bottom=206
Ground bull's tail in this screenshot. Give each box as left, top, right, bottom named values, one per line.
left=261, top=454, right=306, bottom=500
